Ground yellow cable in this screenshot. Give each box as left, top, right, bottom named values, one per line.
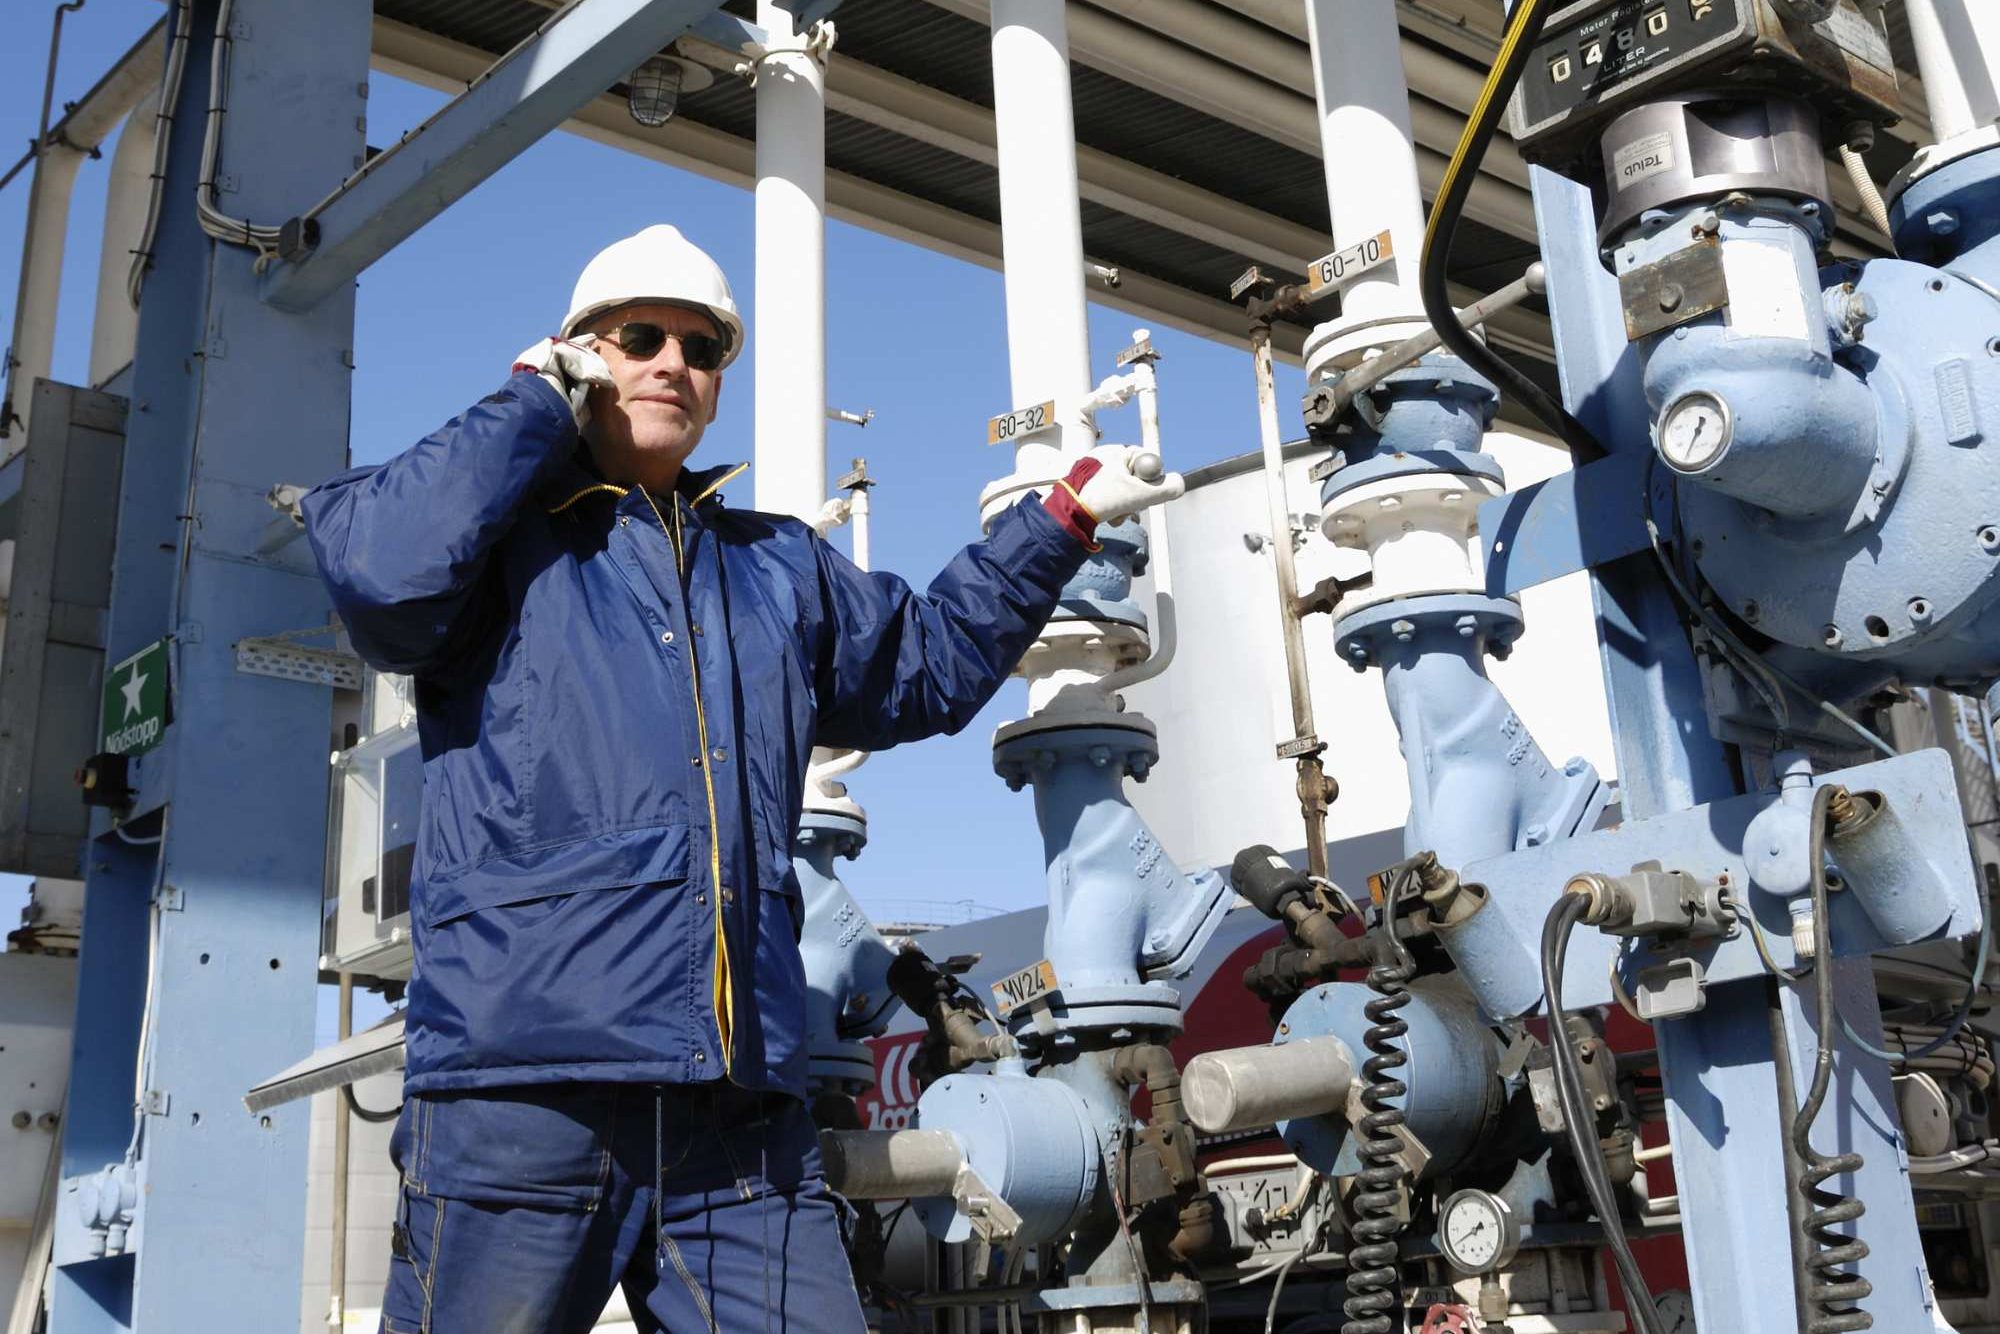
left=1421, top=0, right=1546, bottom=275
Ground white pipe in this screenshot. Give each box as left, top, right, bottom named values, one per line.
left=990, top=0, right=1094, bottom=461
left=1303, top=0, right=1426, bottom=330
left=4, top=146, right=84, bottom=451
left=753, top=2, right=829, bottom=523
left=1101, top=355, right=1176, bottom=694
left=849, top=484, right=870, bottom=571
left=1907, top=0, right=2000, bottom=145
left=90, top=110, right=159, bottom=388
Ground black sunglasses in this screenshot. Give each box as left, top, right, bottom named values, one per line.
left=592, top=321, right=727, bottom=371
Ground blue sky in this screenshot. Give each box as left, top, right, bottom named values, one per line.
left=1, top=3, right=1308, bottom=973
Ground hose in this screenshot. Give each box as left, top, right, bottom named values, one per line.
left=1419, top=0, right=1606, bottom=463
left=1342, top=872, right=1416, bottom=1334
left=1792, top=783, right=1874, bottom=1332
left=1540, top=893, right=1665, bottom=1334
left=1839, top=904, right=1991, bottom=1065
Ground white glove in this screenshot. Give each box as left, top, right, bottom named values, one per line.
left=512, top=336, right=614, bottom=428
left=1065, top=444, right=1185, bottom=524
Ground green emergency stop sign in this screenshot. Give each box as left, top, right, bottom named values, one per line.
left=101, top=639, right=170, bottom=756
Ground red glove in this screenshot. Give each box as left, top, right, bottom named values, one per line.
left=1042, top=455, right=1106, bottom=551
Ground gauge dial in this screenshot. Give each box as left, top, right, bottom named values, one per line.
left=1656, top=1289, right=1695, bottom=1333
left=1658, top=391, right=1733, bottom=473
left=1436, top=1189, right=1521, bottom=1274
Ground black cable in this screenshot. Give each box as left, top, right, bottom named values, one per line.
left=1791, top=783, right=1874, bottom=1331
left=1540, top=893, right=1665, bottom=1334
left=1419, top=0, right=1607, bottom=463
left=342, top=1083, right=401, bottom=1124
left=1342, top=867, right=1418, bottom=1334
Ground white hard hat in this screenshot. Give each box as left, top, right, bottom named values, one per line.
left=560, top=225, right=745, bottom=369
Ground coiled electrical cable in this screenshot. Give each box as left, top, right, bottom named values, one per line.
left=1419, top=0, right=1606, bottom=463
left=1540, top=893, right=1666, bottom=1334
left=1792, top=783, right=1874, bottom=1332
left=1341, top=872, right=1417, bottom=1334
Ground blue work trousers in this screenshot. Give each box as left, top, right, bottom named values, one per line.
left=378, top=1082, right=867, bottom=1333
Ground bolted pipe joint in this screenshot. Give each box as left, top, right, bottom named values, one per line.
left=794, top=810, right=899, bottom=1096
left=1182, top=1035, right=1355, bottom=1135
left=991, top=721, right=1234, bottom=1039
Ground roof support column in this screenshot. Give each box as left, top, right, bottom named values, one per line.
left=1301, top=0, right=1429, bottom=375
left=989, top=0, right=1094, bottom=465
left=753, top=3, right=829, bottom=523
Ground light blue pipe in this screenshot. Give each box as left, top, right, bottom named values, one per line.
left=992, top=722, right=1232, bottom=1039
left=792, top=811, right=898, bottom=1095
left=1324, top=353, right=1606, bottom=871
left=1375, top=621, right=1607, bottom=870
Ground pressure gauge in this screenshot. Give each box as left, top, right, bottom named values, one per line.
left=1657, top=392, right=1734, bottom=473
left=1436, top=1189, right=1521, bottom=1275
left=1656, top=1290, right=1695, bottom=1333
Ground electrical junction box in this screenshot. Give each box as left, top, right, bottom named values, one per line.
left=1510, top=0, right=1900, bottom=175
left=321, top=669, right=418, bottom=981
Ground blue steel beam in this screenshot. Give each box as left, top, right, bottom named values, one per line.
left=260, top=0, right=731, bottom=313
left=47, top=3, right=369, bottom=1331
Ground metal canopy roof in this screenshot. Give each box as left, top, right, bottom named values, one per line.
left=368, top=0, right=1930, bottom=390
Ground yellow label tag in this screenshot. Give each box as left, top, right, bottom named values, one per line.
left=1305, top=230, right=1395, bottom=298
left=987, top=400, right=1058, bottom=446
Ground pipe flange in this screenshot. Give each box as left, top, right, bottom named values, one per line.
left=992, top=717, right=1160, bottom=787
left=1003, top=985, right=1186, bottom=1048
left=1305, top=313, right=1433, bottom=379
left=1333, top=593, right=1525, bottom=671
left=796, top=810, right=867, bottom=858
left=1319, top=447, right=1507, bottom=513
left=1887, top=143, right=2000, bottom=267
left=1887, top=129, right=2000, bottom=217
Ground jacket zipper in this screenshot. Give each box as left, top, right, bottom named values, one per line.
left=642, top=486, right=734, bottom=1077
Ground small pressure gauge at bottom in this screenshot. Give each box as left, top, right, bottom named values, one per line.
left=1436, top=1189, right=1521, bottom=1274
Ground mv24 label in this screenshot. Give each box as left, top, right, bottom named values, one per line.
left=990, top=958, right=1059, bottom=1016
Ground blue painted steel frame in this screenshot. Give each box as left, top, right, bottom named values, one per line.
left=1529, top=160, right=1949, bottom=1328
left=261, top=0, right=738, bottom=312
left=48, top=6, right=370, bottom=1331
left=42, top=0, right=717, bottom=1326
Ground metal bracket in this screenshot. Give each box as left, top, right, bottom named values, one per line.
left=234, top=636, right=362, bottom=690
left=141, top=1090, right=171, bottom=1117
left=951, top=1162, right=1023, bottom=1246
left=1618, top=238, right=1728, bottom=341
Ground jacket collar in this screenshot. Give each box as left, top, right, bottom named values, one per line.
left=541, top=449, right=747, bottom=516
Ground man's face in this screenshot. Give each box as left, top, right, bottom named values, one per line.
left=580, top=301, right=726, bottom=490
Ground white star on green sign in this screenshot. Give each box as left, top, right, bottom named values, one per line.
left=121, top=660, right=148, bottom=720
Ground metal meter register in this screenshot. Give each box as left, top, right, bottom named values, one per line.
left=321, top=669, right=421, bottom=981
left=1508, top=0, right=1900, bottom=179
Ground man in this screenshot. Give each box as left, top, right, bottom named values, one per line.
left=301, top=224, right=1180, bottom=1333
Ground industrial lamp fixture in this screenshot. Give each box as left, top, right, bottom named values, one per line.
left=626, top=52, right=713, bottom=128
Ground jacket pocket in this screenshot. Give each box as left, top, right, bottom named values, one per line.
left=418, top=822, right=691, bottom=927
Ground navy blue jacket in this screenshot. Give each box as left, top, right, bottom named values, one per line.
left=302, top=373, right=1086, bottom=1095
